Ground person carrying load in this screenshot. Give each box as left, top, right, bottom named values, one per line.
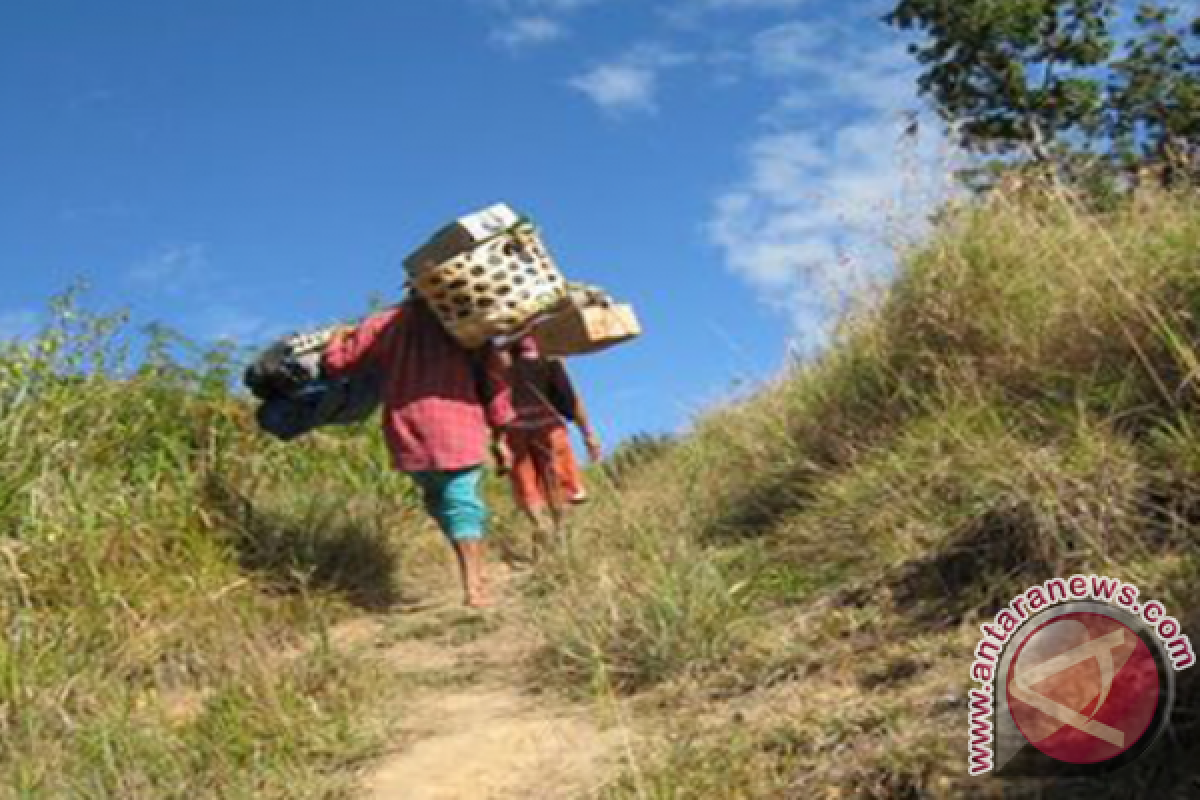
left=322, top=291, right=514, bottom=609
left=252, top=202, right=637, bottom=602
left=500, top=334, right=601, bottom=560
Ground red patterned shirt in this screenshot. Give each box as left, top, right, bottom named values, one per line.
left=510, top=357, right=573, bottom=430
left=322, top=299, right=514, bottom=472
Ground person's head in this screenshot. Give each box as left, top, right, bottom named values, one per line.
left=512, top=334, right=541, bottom=363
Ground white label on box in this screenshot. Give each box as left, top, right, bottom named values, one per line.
left=458, top=204, right=520, bottom=243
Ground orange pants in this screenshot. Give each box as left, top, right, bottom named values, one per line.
left=506, top=424, right=584, bottom=512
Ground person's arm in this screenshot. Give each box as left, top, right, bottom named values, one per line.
left=477, top=346, right=516, bottom=430
left=552, top=361, right=602, bottom=462
left=477, top=346, right=516, bottom=471
left=322, top=308, right=401, bottom=379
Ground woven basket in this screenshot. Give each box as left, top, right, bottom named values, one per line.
left=405, top=217, right=568, bottom=349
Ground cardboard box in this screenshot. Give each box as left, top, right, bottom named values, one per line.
left=534, top=303, right=641, bottom=357
left=404, top=204, right=522, bottom=277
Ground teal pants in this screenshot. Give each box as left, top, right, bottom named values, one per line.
left=409, top=466, right=486, bottom=542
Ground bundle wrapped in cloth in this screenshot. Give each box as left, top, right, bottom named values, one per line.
left=243, top=326, right=381, bottom=441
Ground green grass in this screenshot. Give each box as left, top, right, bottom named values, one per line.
left=0, top=296, right=438, bottom=797
left=9, top=188, right=1200, bottom=797
left=527, top=188, right=1200, bottom=797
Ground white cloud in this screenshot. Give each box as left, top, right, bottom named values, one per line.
left=750, top=20, right=918, bottom=113
left=492, top=15, right=567, bottom=49
left=0, top=310, right=40, bottom=342
left=752, top=21, right=823, bottom=75
left=709, top=41, right=958, bottom=349
left=127, top=243, right=210, bottom=291
left=824, top=46, right=924, bottom=113
left=476, top=0, right=959, bottom=349
left=570, top=44, right=692, bottom=115
left=484, top=0, right=603, bottom=50
left=571, top=63, right=659, bottom=113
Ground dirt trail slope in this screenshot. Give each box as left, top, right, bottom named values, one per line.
left=351, top=569, right=629, bottom=800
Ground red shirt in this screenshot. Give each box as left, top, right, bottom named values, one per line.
left=509, top=355, right=574, bottom=431
left=322, top=299, right=514, bottom=472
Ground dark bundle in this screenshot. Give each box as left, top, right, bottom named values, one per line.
left=243, top=328, right=381, bottom=441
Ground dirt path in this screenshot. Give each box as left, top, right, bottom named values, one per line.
left=349, top=569, right=630, bottom=800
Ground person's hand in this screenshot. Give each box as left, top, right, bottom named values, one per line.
left=327, top=324, right=354, bottom=344
left=492, top=437, right=513, bottom=474
left=584, top=432, right=603, bottom=463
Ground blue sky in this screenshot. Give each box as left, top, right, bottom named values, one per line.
left=0, top=0, right=948, bottom=443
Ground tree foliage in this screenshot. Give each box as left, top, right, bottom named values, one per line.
left=1110, top=5, right=1200, bottom=181
left=886, top=0, right=1199, bottom=184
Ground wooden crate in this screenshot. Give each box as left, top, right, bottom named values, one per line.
left=533, top=303, right=641, bottom=357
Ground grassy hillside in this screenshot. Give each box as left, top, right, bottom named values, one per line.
left=7, top=188, right=1199, bottom=798
left=0, top=300, right=436, bottom=798
left=527, top=189, right=1200, bottom=797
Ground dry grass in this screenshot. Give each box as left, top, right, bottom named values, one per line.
left=0, top=300, right=448, bottom=797
left=524, top=189, right=1200, bottom=797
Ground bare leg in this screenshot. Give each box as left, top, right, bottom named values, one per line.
left=549, top=503, right=570, bottom=558
left=526, top=504, right=572, bottom=565
left=453, top=539, right=492, bottom=608
left=548, top=504, right=566, bottom=537
left=524, top=508, right=553, bottom=563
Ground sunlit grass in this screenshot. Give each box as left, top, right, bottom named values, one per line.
left=527, top=187, right=1200, bottom=797
left=0, top=293, right=426, bottom=797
